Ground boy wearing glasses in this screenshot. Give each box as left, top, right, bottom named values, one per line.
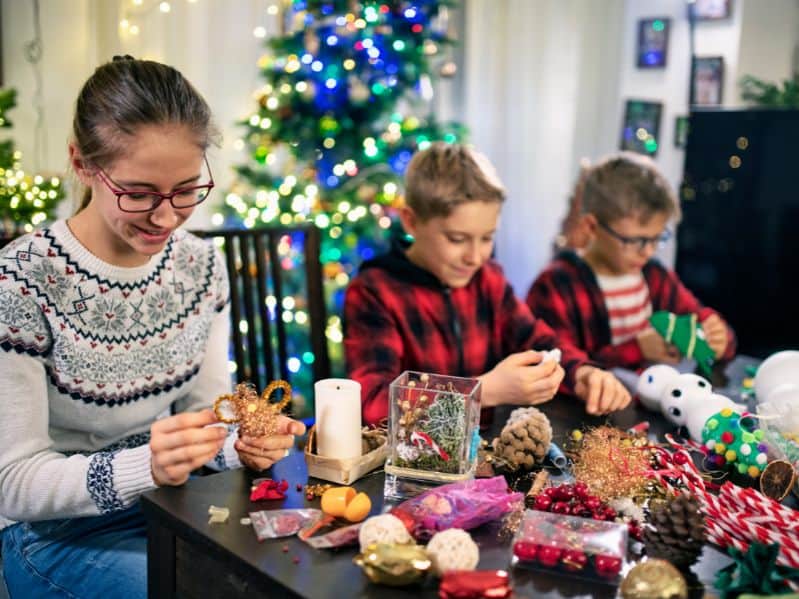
left=526, top=152, right=735, bottom=370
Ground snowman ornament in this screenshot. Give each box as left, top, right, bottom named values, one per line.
left=637, top=365, right=769, bottom=478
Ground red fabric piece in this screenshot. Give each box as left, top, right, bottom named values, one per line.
left=438, top=570, right=512, bottom=599
left=526, top=250, right=737, bottom=370
left=250, top=479, right=289, bottom=501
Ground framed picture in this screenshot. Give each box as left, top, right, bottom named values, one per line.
left=692, top=0, right=731, bottom=20
left=637, top=18, right=670, bottom=68
left=674, top=116, right=690, bottom=148
left=691, top=56, right=724, bottom=105
left=620, top=100, right=663, bottom=156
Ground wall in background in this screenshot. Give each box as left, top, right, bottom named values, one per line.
left=2, top=0, right=798, bottom=289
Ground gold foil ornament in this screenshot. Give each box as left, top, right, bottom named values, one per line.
left=620, top=559, right=688, bottom=599
left=353, top=542, right=431, bottom=586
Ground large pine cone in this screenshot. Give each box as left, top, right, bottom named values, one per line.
left=643, top=492, right=706, bottom=569
left=492, top=407, right=552, bottom=469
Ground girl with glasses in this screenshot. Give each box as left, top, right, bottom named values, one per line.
left=0, top=57, right=304, bottom=598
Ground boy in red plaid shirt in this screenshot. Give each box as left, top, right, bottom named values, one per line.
left=526, top=152, right=736, bottom=372
left=344, top=143, right=630, bottom=426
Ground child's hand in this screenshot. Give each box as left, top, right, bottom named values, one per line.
left=479, top=350, right=565, bottom=408
left=573, top=366, right=631, bottom=415
left=701, top=314, right=729, bottom=359
left=235, top=416, right=306, bottom=472
left=150, top=409, right=227, bottom=486
left=636, top=327, right=681, bottom=364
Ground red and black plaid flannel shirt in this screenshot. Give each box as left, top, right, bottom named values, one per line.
left=344, top=245, right=590, bottom=426
left=525, top=250, right=737, bottom=371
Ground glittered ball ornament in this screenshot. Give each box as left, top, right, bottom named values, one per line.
left=620, top=559, right=688, bottom=599
left=358, top=514, right=413, bottom=553
left=425, top=528, right=480, bottom=575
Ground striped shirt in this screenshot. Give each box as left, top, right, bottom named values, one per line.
left=596, top=273, right=652, bottom=345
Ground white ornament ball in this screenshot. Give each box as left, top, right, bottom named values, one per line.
left=358, top=514, right=412, bottom=553
left=425, top=528, right=479, bottom=575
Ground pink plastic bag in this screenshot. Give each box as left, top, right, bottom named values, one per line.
left=390, top=476, right=523, bottom=540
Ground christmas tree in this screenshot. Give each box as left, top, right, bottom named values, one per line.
left=0, top=88, right=65, bottom=238
left=216, top=0, right=464, bottom=416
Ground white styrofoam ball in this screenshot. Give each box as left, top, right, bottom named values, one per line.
left=660, top=372, right=714, bottom=429
left=754, top=350, right=799, bottom=405
left=426, top=528, right=479, bottom=575
left=358, top=514, right=412, bottom=553
left=636, top=364, right=680, bottom=411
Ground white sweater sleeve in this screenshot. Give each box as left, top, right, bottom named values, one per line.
left=0, top=353, right=155, bottom=522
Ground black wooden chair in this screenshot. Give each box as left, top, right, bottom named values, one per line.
left=193, top=224, right=331, bottom=392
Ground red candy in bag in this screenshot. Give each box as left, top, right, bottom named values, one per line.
left=391, top=476, right=523, bottom=540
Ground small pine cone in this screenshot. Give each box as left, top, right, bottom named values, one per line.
left=492, top=407, right=552, bottom=470
left=643, top=492, right=706, bottom=570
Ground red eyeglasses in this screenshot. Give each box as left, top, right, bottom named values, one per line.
left=95, top=156, right=214, bottom=213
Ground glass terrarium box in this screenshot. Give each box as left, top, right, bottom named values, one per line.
left=384, top=371, right=482, bottom=500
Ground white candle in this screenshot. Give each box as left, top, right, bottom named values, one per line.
left=314, top=378, right=362, bottom=459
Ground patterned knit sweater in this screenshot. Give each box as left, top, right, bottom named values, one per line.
left=0, top=220, right=239, bottom=530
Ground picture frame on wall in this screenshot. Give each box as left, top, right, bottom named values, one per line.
left=674, top=116, right=690, bottom=148
left=691, top=56, right=724, bottom=105
left=691, top=0, right=732, bottom=20
left=620, top=99, right=663, bottom=157
left=637, top=17, right=670, bottom=68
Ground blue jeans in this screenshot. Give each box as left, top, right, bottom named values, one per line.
left=1, top=505, right=146, bottom=599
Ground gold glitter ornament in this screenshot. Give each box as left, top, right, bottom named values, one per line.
left=620, top=559, right=688, bottom=599
left=214, top=380, right=292, bottom=437
left=353, top=542, right=431, bottom=586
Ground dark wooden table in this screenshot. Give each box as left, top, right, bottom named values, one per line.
left=142, top=364, right=766, bottom=599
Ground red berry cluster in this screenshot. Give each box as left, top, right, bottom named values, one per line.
left=528, top=482, right=641, bottom=540
left=512, top=540, right=623, bottom=580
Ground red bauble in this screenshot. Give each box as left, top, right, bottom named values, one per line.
left=573, top=481, right=589, bottom=498
left=583, top=497, right=602, bottom=511
left=544, top=487, right=558, bottom=498
left=513, top=541, right=538, bottom=562
left=551, top=501, right=570, bottom=514
left=593, top=554, right=622, bottom=579
left=561, top=549, right=588, bottom=572
left=533, top=494, right=552, bottom=511
left=672, top=452, right=690, bottom=465
left=537, top=545, right=563, bottom=568
left=556, top=484, right=575, bottom=501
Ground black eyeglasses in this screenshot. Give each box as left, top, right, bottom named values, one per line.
left=597, top=219, right=672, bottom=251
left=96, top=156, right=214, bottom=213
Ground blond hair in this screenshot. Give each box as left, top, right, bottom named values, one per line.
left=404, top=143, right=505, bottom=220
left=582, top=151, right=680, bottom=223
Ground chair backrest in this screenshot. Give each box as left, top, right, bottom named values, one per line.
left=192, top=225, right=331, bottom=393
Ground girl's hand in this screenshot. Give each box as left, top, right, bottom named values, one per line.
left=235, top=416, right=306, bottom=471
left=150, top=409, right=227, bottom=486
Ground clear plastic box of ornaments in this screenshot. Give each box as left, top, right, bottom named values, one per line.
left=511, top=509, right=628, bottom=585
left=384, top=371, right=482, bottom=500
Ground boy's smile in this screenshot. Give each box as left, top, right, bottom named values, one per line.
left=402, top=201, right=501, bottom=288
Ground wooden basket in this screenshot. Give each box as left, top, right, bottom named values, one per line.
left=304, top=426, right=387, bottom=485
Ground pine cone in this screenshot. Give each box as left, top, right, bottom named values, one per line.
left=643, top=492, right=706, bottom=569
left=492, top=407, right=552, bottom=469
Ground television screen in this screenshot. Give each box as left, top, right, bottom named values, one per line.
left=677, top=109, right=799, bottom=357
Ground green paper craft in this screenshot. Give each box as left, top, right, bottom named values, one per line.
left=650, top=311, right=715, bottom=376
left=714, top=542, right=799, bottom=598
